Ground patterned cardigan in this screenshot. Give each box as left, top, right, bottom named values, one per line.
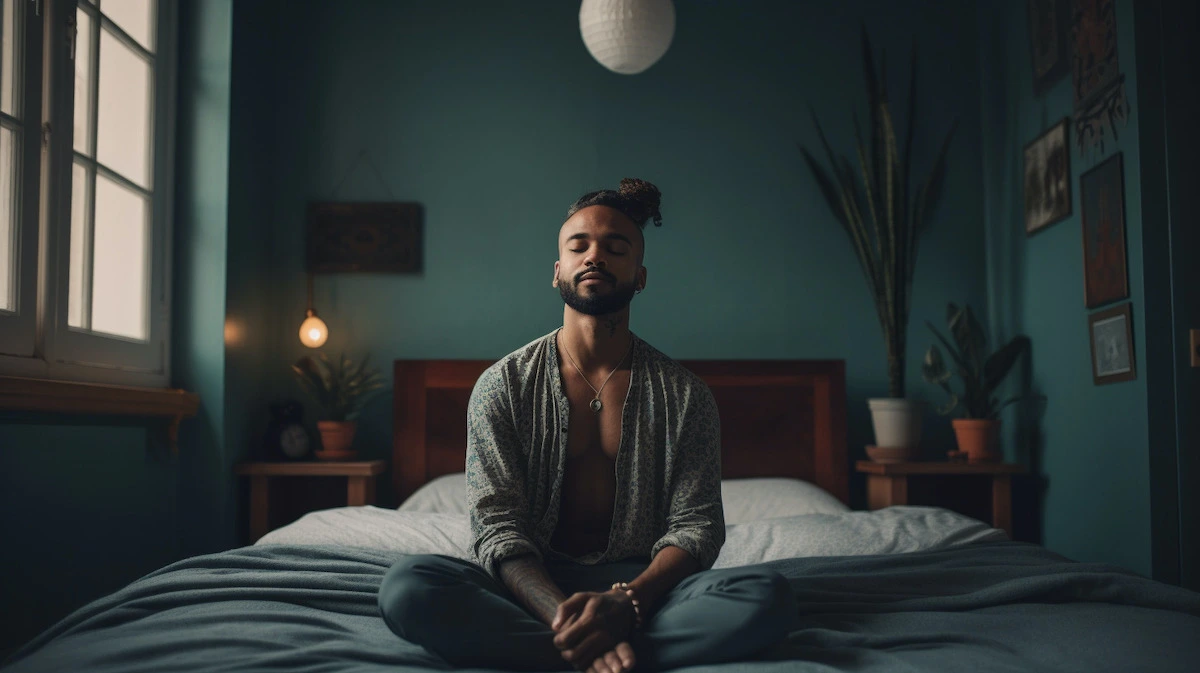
left=465, top=328, right=725, bottom=578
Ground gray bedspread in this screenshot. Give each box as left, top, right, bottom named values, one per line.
left=3, top=541, right=1198, bottom=673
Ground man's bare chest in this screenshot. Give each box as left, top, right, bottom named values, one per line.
left=561, top=369, right=630, bottom=460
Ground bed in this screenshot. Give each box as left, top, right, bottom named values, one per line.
left=3, top=357, right=1198, bottom=673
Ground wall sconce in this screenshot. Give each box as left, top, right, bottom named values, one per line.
left=298, top=272, right=328, bottom=348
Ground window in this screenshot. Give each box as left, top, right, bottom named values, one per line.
left=0, top=0, right=39, bottom=359
left=0, top=0, right=176, bottom=388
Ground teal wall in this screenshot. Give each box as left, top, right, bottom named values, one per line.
left=263, top=0, right=987, bottom=506
left=222, top=0, right=284, bottom=539
left=0, top=419, right=180, bottom=658
left=978, top=0, right=1151, bottom=577
left=173, top=0, right=235, bottom=560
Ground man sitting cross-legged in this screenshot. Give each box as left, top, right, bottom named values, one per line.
left=378, top=178, right=796, bottom=672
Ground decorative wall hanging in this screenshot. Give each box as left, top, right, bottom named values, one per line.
left=1024, top=118, right=1072, bottom=235
left=1069, top=0, right=1130, bottom=157
left=1088, top=302, right=1135, bottom=385
left=306, top=202, right=424, bottom=273
left=1079, top=152, right=1128, bottom=308
left=1027, top=0, right=1069, bottom=94
left=579, top=0, right=676, bottom=75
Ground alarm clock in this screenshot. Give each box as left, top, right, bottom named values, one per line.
left=263, top=399, right=311, bottom=460
left=280, top=422, right=310, bottom=459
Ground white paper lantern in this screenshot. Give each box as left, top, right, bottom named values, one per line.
left=579, top=0, right=676, bottom=75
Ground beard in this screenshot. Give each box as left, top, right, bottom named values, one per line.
left=558, top=271, right=638, bottom=316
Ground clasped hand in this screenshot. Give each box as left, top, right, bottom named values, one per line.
left=551, top=589, right=638, bottom=673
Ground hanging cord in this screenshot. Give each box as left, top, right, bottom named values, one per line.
left=328, top=148, right=398, bottom=201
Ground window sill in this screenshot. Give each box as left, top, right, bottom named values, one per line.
left=0, top=375, right=199, bottom=451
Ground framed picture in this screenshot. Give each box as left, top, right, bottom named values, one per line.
left=1024, top=118, right=1072, bottom=235
left=1079, top=152, right=1128, bottom=308
left=1028, top=0, right=1068, bottom=94
left=1088, top=302, right=1135, bottom=385
left=306, top=202, right=424, bottom=273
left=1069, top=0, right=1129, bottom=157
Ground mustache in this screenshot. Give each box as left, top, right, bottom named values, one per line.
left=575, top=269, right=616, bottom=284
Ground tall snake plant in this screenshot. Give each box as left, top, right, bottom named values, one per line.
left=799, top=25, right=957, bottom=398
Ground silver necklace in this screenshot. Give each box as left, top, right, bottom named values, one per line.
left=560, top=334, right=633, bottom=413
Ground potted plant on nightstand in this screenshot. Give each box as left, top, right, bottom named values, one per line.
left=921, top=303, right=1037, bottom=462
left=799, top=25, right=957, bottom=460
left=292, top=352, right=385, bottom=460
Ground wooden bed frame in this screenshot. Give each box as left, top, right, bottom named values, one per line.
left=392, top=359, right=848, bottom=505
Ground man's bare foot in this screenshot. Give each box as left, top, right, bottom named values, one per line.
left=587, top=641, right=635, bottom=673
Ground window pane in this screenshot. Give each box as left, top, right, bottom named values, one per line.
left=73, top=7, right=94, bottom=155
left=101, top=0, right=154, bottom=52
left=91, top=174, right=147, bottom=340
left=96, top=28, right=150, bottom=188
left=0, top=127, right=15, bottom=311
left=68, top=162, right=89, bottom=327
left=1, top=0, right=20, bottom=117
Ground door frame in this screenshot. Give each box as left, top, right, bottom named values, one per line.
left=1134, top=0, right=1198, bottom=588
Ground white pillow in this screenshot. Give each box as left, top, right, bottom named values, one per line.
left=721, top=477, right=849, bottom=523
left=397, top=473, right=848, bottom=523
left=257, top=507, right=471, bottom=557
left=398, top=472, right=468, bottom=514
left=712, top=507, right=1007, bottom=568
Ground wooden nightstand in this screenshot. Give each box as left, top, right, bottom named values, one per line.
left=234, top=460, right=387, bottom=542
left=855, top=460, right=1027, bottom=538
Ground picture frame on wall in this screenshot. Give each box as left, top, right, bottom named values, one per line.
left=1024, top=118, right=1072, bottom=235
left=1069, top=0, right=1130, bottom=157
left=1028, top=0, right=1069, bottom=94
left=306, top=202, right=424, bottom=274
left=1079, top=152, right=1129, bottom=308
left=1088, top=302, right=1136, bottom=385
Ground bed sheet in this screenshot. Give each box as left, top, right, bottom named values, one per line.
left=3, top=541, right=1198, bottom=673
left=255, top=505, right=1009, bottom=568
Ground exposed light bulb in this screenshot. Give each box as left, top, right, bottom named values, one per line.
left=299, top=310, right=328, bottom=348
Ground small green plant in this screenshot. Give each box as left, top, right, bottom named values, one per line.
left=292, top=352, right=385, bottom=422
left=921, top=303, right=1035, bottom=419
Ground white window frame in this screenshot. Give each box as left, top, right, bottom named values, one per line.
left=0, top=0, right=177, bottom=388
left=0, top=0, right=43, bottom=358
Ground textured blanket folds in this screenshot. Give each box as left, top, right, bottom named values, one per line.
left=4, top=541, right=1198, bottom=673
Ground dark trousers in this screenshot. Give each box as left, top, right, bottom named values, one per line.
left=378, top=554, right=796, bottom=671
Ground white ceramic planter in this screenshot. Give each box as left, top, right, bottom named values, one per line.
left=867, top=398, right=924, bottom=452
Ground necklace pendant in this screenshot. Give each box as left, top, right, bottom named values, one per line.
left=590, top=398, right=603, bottom=413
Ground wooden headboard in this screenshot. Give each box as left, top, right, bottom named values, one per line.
left=392, top=359, right=848, bottom=504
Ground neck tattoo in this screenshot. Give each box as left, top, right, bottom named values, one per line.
left=561, top=334, right=633, bottom=413
left=604, top=317, right=621, bottom=337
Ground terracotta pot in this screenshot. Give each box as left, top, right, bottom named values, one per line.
left=952, top=419, right=1000, bottom=462
left=316, top=421, right=358, bottom=460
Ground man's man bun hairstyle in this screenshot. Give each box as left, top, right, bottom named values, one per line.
left=565, top=177, right=663, bottom=229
